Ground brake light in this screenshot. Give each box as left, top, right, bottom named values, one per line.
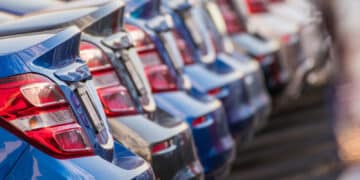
left=151, top=140, right=171, bottom=154
left=245, top=0, right=268, bottom=14
left=208, top=88, right=222, bottom=96
left=80, top=41, right=137, bottom=117
left=171, top=30, right=195, bottom=65
left=0, top=73, right=93, bottom=158
left=281, top=34, right=291, bottom=44
left=125, top=24, right=178, bottom=93
left=216, top=0, right=244, bottom=34
left=191, top=116, right=207, bottom=128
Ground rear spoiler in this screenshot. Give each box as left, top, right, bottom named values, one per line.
left=0, top=0, right=124, bottom=36
left=0, top=26, right=84, bottom=78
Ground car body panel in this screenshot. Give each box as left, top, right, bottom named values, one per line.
left=6, top=140, right=152, bottom=180
left=0, top=2, right=155, bottom=178
left=163, top=2, right=270, bottom=136
left=128, top=0, right=237, bottom=177
left=154, top=91, right=235, bottom=175
left=1, top=1, right=203, bottom=179
left=0, top=128, right=29, bottom=179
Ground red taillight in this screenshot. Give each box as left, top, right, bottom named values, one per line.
left=0, top=73, right=93, bottom=158
left=281, top=34, right=291, bottom=44
left=245, top=0, right=268, bottom=14
left=171, top=30, right=195, bottom=65
left=208, top=88, right=222, bottom=96
left=216, top=0, right=245, bottom=35
left=125, top=24, right=178, bottom=93
left=145, top=65, right=178, bottom=92
left=80, top=41, right=137, bottom=117
left=151, top=140, right=171, bottom=154
left=192, top=116, right=207, bottom=128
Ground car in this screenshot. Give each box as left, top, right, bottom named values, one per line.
left=0, top=6, right=154, bottom=179
left=125, top=0, right=236, bottom=178
left=213, top=0, right=307, bottom=98
left=199, top=0, right=291, bottom=98
left=267, top=0, right=334, bottom=86
left=0, top=0, right=204, bottom=179
left=162, top=0, right=271, bottom=133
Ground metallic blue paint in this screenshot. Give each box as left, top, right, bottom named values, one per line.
left=125, top=1, right=237, bottom=176
left=163, top=6, right=258, bottom=139
left=0, top=26, right=154, bottom=179
left=154, top=92, right=235, bottom=175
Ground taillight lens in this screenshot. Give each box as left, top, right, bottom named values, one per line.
left=151, top=140, right=171, bottom=154
left=0, top=73, right=93, bottom=158
left=208, top=87, right=222, bottom=96
left=216, top=0, right=245, bottom=34
left=171, top=30, right=195, bottom=65
left=80, top=41, right=137, bottom=117
left=191, top=116, right=207, bottom=128
left=125, top=24, right=178, bottom=93
left=245, top=0, right=268, bottom=14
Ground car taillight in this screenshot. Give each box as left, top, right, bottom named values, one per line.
left=208, top=87, right=222, bottom=96
left=191, top=116, right=208, bottom=128
left=245, top=0, right=268, bottom=14
left=151, top=140, right=171, bottom=154
left=216, top=0, right=244, bottom=35
left=125, top=24, right=178, bottom=93
left=80, top=41, right=137, bottom=117
left=0, top=73, right=93, bottom=158
left=171, top=30, right=195, bottom=65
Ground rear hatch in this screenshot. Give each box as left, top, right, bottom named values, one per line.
left=0, top=0, right=129, bottom=161
left=0, top=27, right=113, bottom=160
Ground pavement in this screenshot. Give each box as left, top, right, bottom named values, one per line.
left=228, top=87, right=344, bottom=180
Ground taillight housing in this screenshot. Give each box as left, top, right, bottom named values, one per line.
left=171, top=30, right=195, bottom=65
left=125, top=24, right=178, bottom=93
left=151, top=140, right=172, bottom=154
left=208, top=87, right=222, bottom=96
left=191, top=116, right=208, bottom=128
left=216, top=0, right=245, bottom=35
left=245, top=0, right=268, bottom=14
left=80, top=41, right=137, bottom=117
left=0, top=73, right=93, bottom=158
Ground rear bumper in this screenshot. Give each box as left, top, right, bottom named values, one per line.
left=154, top=91, right=235, bottom=176
left=109, top=115, right=204, bottom=179
left=8, top=144, right=154, bottom=179
left=203, top=135, right=236, bottom=179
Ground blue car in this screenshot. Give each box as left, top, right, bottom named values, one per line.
left=0, top=0, right=205, bottom=179
left=125, top=0, right=236, bottom=178
left=0, top=2, right=154, bottom=179
left=162, top=0, right=272, bottom=132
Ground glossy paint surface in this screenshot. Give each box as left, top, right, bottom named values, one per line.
left=165, top=7, right=260, bottom=138
left=0, top=25, right=153, bottom=179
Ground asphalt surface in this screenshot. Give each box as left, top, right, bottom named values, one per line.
left=228, top=87, right=344, bottom=180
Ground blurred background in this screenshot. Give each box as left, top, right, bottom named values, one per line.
left=229, top=0, right=360, bottom=179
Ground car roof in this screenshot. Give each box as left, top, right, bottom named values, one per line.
left=0, top=0, right=61, bottom=15
left=0, top=0, right=124, bottom=36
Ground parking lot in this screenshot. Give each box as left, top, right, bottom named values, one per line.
left=229, top=87, right=343, bottom=180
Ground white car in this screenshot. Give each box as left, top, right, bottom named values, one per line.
left=267, top=0, right=333, bottom=86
